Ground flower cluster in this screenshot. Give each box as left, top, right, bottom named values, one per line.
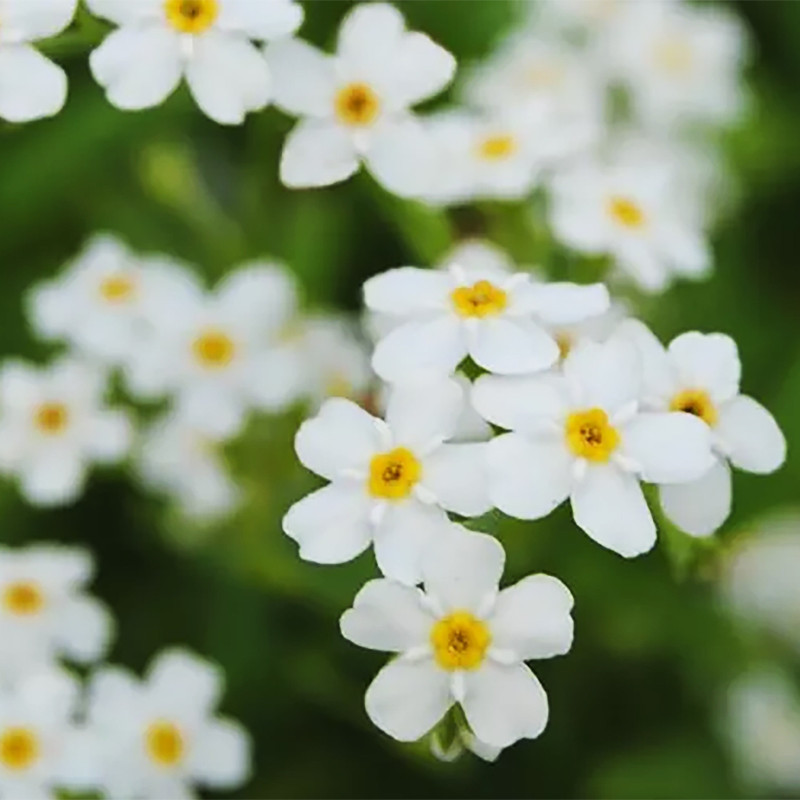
left=0, top=543, right=250, bottom=798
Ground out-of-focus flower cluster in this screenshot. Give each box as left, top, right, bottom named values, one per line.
left=0, top=543, right=249, bottom=798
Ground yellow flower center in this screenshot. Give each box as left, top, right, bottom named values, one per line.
left=670, top=389, right=717, bottom=426
left=99, top=273, right=136, bottom=304
left=654, top=36, right=694, bottom=75
left=431, top=611, right=491, bottom=671
left=334, top=83, right=381, bottom=127
left=192, top=328, right=236, bottom=369
left=565, top=408, right=620, bottom=462
left=451, top=280, right=508, bottom=318
left=0, top=728, right=39, bottom=771
left=2, top=582, right=44, bottom=616
left=33, top=402, right=69, bottom=435
left=368, top=447, right=421, bottom=500
left=145, top=721, right=185, bottom=767
left=476, top=134, right=517, bottom=161
left=608, top=196, right=646, bottom=229
left=164, top=0, right=218, bottom=33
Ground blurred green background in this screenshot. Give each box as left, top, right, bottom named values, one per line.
left=3, top=1, right=800, bottom=797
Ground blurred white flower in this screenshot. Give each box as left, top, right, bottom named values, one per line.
left=473, top=336, right=715, bottom=557
left=548, top=156, right=711, bottom=292
left=0, top=0, right=76, bottom=122
left=283, top=376, right=492, bottom=585
left=608, top=0, right=748, bottom=130
left=536, top=0, right=637, bottom=39
left=340, top=526, right=574, bottom=749
left=0, top=544, right=112, bottom=677
left=0, top=359, right=132, bottom=506
left=292, top=314, right=372, bottom=409
left=28, top=235, right=187, bottom=366
left=137, top=410, right=240, bottom=522
left=266, top=2, right=455, bottom=189
left=0, top=668, right=93, bottom=798
left=725, top=670, right=800, bottom=793
left=86, top=648, right=251, bottom=799
left=365, top=263, right=609, bottom=381
left=124, top=262, right=303, bottom=438
left=621, top=322, right=786, bottom=537
left=87, top=0, right=303, bottom=124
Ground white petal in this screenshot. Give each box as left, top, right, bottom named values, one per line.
left=185, top=32, right=271, bottom=125
left=716, top=395, right=786, bottom=474
left=365, top=658, right=452, bottom=742
left=86, top=0, right=160, bottom=25
left=265, top=38, right=334, bottom=117
left=56, top=596, right=113, bottom=664
left=280, top=119, right=359, bottom=188
left=490, top=575, right=574, bottom=661
left=615, top=319, right=674, bottom=403
left=247, top=346, right=305, bottom=412
left=337, top=3, right=406, bottom=69
left=515, top=282, right=610, bottom=326
left=294, top=398, right=380, bottom=480
left=373, top=501, right=448, bottom=586
left=190, top=719, right=251, bottom=790
left=217, top=0, right=303, bottom=40
left=20, top=453, right=86, bottom=507
left=217, top=264, right=297, bottom=335
left=147, top=648, right=223, bottom=718
left=86, top=410, right=133, bottom=463
left=421, top=443, right=492, bottom=517
left=385, top=376, right=463, bottom=451
left=570, top=465, right=656, bottom=557
left=176, top=385, right=246, bottom=439
left=668, top=331, right=741, bottom=404
left=90, top=26, right=182, bottom=110
left=469, top=318, right=559, bottom=375
left=487, top=433, right=572, bottom=520
left=659, top=458, right=731, bottom=537
left=363, top=267, right=450, bottom=315
left=372, top=316, right=466, bottom=382
left=0, top=0, right=77, bottom=39
left=340, top=578, right=432, bottom=652
left=0, top=45, right=66, bottom=122
left=422, top=526, right=505, bottom=612
left=282, top=483, right=373, bottom=564
left=621, top=412, right=715, bottom=484
left=471, top=373, right=568, bottom=434
left=388, top=32, right=456, bottom=106
left=563, top=337, right=641, bottom=414
left=462, top=663, right=548, bottom=748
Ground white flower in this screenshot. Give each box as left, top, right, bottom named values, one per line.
left=0, top=0, right=76, bottom=122
left=725, top=670, right=800, bottom=793
left=365, top=262, right=609, bottom=382
left=472, top=336, right=715, bottom=557
left=28, top=235, right=188, bottom=366
left=0, top=668, right=93, bottom=798
left=548, top=156, right=711, bottom=292
left=87, top=0, right=303, bottom=124
left=266, top=2, right=455, bottom=188
left=283, top=376, right=492, bottom=585
left=607, top=0, right=747, bottom=129
left=292, top=314, right=372, bottom=409
left=86, top=648, right=251, bottom=799
left=137, top=410, right=240, bottom=522
left=340, top=525, right=574, bottom=749
left=124, top=262, right=303, bottom=438
left=621, top=321, right=786, bottom=537
left=0, top=544, right=112, bottom=677
left=0, top=359, right=132, bottom=506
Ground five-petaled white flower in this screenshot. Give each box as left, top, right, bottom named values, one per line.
left=87, top=0, right=303, bottom=124
left=340, top=526, right=574, bottom=749
left=0, top=668, right=94, bottom=798
left=0, top=359, right=132, bottom=506
left=86, top=648, right=251, bottom=799
left=620, top=321, right=786, bottom=537
left=365, top=263, right=609, bottom=382
left=123, top=262, right=303, bottom=438
left=0, top=544, right=112, bottom=677
left=266, top=2, right=456, bottom=188
left=0, top=0, right=76, bottom=122
left=472, top=336, right=716, bottom=557
left=283, top=376, right=492, bottom=585
left=548, top=156, right=711, bottom=293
